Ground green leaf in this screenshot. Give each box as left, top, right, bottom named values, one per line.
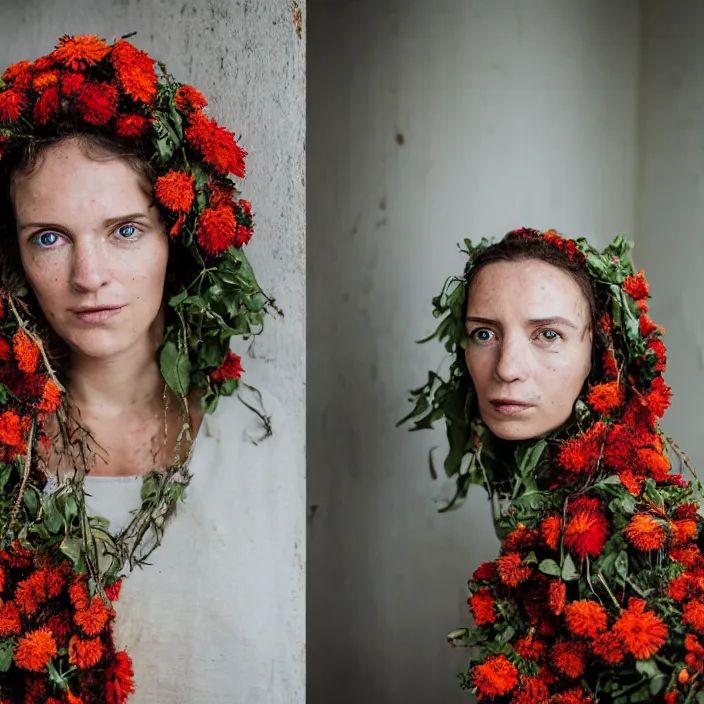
left=635, top=659, right=661, bottom=678
left=168, top=289, right=189, bottom=307
left=0, top=463, right=12, bottom=490
left=0, top=638, right=14, bottom=672
left=562, top=553, right=579, bottom=581
left=22, top=486, right=39, bottom=519
left=42, top=494, right=63, bottom=534
left=515, top=438, right=547, bottom=476
left=615, top=551, right=629, bottom=580
left=539, top=559, right=562, bottom=577
left=60, top=537, right=86, bottom=573
left=0, top=384, right=7, bottom=404
left=160, top=340, right=191, bottom=397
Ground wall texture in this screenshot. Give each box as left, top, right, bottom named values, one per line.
left=308, top=1, right=639, bottom=702
left=0, top=1, right=306, bottom=701
left=637, top=0, right=704, bottom=480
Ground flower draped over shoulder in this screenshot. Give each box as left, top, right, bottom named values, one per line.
left=0, top=34, right=276, bottom=703
left=404, top=228, right=701, bottom=703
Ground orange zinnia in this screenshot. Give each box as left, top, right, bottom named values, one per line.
left=196, top=203, right=237, bottom=256
left=670, top=544, right=702, bottom=569
left=556, top=421, right=608, bottom=474
left=471, top=654, right=519, bottom=700
left=684, top=599, right=704, bottom=634
left=510, top=676, right=550, bottom=704
left=563, top=508, right=609, bottom=559
left=68, top=635, right=105, bottom=668
left=74, top=594, right=111, bottom=636
left=0, top=410, right=24, bottom=449
left=587, top=381, right=623, bottom=415
left=13, top=328, right=40, bottom=373
left=613, top=598, right=667, bottom=659
left=618, top=469, right=644, bottom=496
left=155, top=171, right=196, bottom=213
left=622, top=270, right=649, bottom=301
left=110, top=40, right=157, bottom=104
left=468, top=588, right=496, bottom=626
left=564, top=600, right=608, bottom=639
left=38, top=378, right=62, bottom=414
left=15, top=568, right=49, bottom=615
left=672, top=519, right=698, bottom=546
left=502, top=524, right=539, bottom=553
left=13, top=628, right=57, bottom=671
left=602, top=349, right=619, bottom=379
left=645, top=377, right=672, bottom=418
left=185, top=111, right=247, bottom=178
left=50, top=34, right=110, bottom=70
left=175, top=85, right=208, bottom=112
left=33, top=70, right=60, bottom=90
left=495, top=552, right=532, bottom=588
left=551, top=640, right=587, bottom=678
left=0, top=601, right=21, bottom=637
left=623, top=514, right=667, bottom=551
left=514, top=634, right=545, bottom=661
left=0, top=88, right=27, bottom=121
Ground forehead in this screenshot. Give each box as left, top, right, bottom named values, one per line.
left=12, top=140, right=151, bottom=219
left=467, top=259, right=590, bottom=322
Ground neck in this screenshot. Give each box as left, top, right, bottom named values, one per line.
left=67, top=343, right=164, bottom=416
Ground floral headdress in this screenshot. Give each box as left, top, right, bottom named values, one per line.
left=0, top=34, right=276, bottom=703
left=403, top=228, right=704, bottom=703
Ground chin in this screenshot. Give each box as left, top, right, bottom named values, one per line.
left=65, top=331, right=142, bottom=360
left=487, top=423, right=540, bottom=442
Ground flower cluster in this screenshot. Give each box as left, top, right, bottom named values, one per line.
left=404, top=230, right=703, bottom=702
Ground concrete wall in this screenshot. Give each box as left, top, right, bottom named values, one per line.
left=637, top=1, right=704, bottom=480
left=0, top=1, right=306, bottom=701
left=307, top=1, right=640, bottom=702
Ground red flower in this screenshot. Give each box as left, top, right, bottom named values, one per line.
left=598, top=313, right=612, bottom=335
left=672, top=519, right=698, bottom=546
left=495, top=552, right=532, bottom=587
left=105, top=651, right=136, bottom=704
left=234, top=224, right=253, bottom=248
left=468, top=588, right=496, bottom=626
left=592, top=630, right=626, bottom=664
left=602, top=349, right=619, bottom=379
left=515, top=634, right=545, bottom=661
left=13, top=329, right=40, bottom=372
left=38, top=378, right=62, bottom=413
left=196, top=203, right=237, bottom=256
left=563, top=507, right=609, bottom=558
left=556, top=421, right=608, bottom=474
left=0, top=410, right=24, bottom=448
left=645, top=376, right=671, bottom=418
left=587, top=381, right=623, bottom=415
left=211, top=350, right=244, bottom=383
left=670, top=544, right=702, bottom=569
left=551, top=640, right=587, bottom=678
left=472, top=562, right=497, bottom=581
left=50, top=34, right=110, bottom=70
left=110, top=39, right=157, bottom=104
left=0, top=88, right=27, bottom=121
left=623, top=513, right=667, bottom=551
left=618, top=469, right=644, bottom=496
left=155, top=170, right=196, bottom=212
left=68, top=636, right=104, bottom=668
left=13, top=628, right=57, bottom=671
left=2, top=59, right=33, bottom=87
left=613, top=598, right=667, bottom=658
left=472, top=654, right=519, bottom=700
left=639, top=313, right=659, bottom=337
left=61, top=71, right=86, bottom=97
left=73, top=594, right=111, bottom=636
left=0, top=601, right=21, bottom=636
left=32, top=84, right=61, bottom=124
left=565, top=600, right=608, bottom=639
left=185, top=111, right=247, bottom=177
left=33, top=70, right=60, bottom=90
left=115, top=114, right=150, bottom=138
left=175, top=85, right=208, bottom=112
left=74, top=81, right=119, bottom=125
left=548, top=580, right=567, bottom=615
left=502, top=524, right=539, bottom=553
left=647, top=337, right=667, bottom=372
left=540, top=515, right=562, bottom=551
left=684, top=599, right=704, bottom=634
left=622, top=270, right=649, bottom=301
left=105, top=577, right=123, bottom=602
left=510, top=676, right=550, bottom=704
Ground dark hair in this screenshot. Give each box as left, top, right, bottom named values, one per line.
left=465, top=232, right=598, bottom=326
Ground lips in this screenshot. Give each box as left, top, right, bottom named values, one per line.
left=490, top=398, right=535, bottom=415
left=71, top=305, right=125, bottom=324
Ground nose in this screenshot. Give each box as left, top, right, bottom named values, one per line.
left=494, top=332, right=530, bottom=383
left=70, top=239, right=110, bottom=293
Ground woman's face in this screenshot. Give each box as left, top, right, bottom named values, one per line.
left=13, top=138, right=169, bottom=362
left=465, top=259, right=593, bottom=441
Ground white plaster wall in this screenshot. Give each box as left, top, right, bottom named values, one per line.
left=308, top=1, right=639, bottom=702
left=637, top=1, right=704, bottom=479
left=0, top=1, right=306, bottom=701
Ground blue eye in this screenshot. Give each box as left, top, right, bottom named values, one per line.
left=541, top=330, right=560, bottom=341
left=471, top=329, right=495, bottom=343
left=116, top=224, right=137, bottom=238
left=35, top=231, right=59, bottom=247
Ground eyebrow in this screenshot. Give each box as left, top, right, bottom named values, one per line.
left=466, top=315, right=580, bottom=330
left=18, top=212, right=151, bottom=231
